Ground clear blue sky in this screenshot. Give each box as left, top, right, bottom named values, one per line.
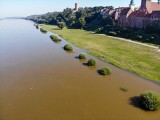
left=0, top=0, right=158, bottom=18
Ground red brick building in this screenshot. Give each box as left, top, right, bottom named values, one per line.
left=101, top=0, right=160, bottom=28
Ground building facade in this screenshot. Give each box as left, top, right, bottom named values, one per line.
left=101, top=0, right=160, bottom=28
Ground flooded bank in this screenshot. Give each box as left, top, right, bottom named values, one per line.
left=0, top=19, right=160, bottom=120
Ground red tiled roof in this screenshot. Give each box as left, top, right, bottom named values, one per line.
left=129, top=11, right=151, bottom=18
left=129, top=11, right=138, bottom=17
left=136, top=12, right=147, bottom=17
left=115, top=7, right=126, bottom=10
left=103, top=8, right=109, bottom=11
left=146, top=2, right=160, bottom=13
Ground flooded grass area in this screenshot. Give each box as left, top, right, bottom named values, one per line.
left=41, top=24, right=160, bottom=81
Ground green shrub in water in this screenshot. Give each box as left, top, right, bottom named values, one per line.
left=50, top=35, right=61, bottom=42
left=120, top=87, right=128, bottom=92
left=64, top=44, right=73, bottom=51
left=79, top=53, right=87, bottom=59
left=98, top=67, right=112, bottom=75
left=87, top=58, right=96, bottom=66
left=36, top=25, right=39, bottom=29
left=40, top=28, right=47, bottom=33
left=139, top=91, right=160, bottom=111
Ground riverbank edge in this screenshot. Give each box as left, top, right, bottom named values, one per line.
left=40, top=24, right=160, bottom=82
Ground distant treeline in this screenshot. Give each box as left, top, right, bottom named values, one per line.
left=26, top=6, right=112, bottom=28
left=26, top=6, right=160, bottom=45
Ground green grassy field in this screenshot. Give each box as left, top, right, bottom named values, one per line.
left=40, top=24, right=160, bottom=82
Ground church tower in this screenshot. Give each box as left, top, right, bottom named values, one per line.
left=129, top=0, right=135, bottom=11
left=75, top=3, right=78, bottom=12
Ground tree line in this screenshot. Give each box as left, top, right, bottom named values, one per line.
left=26, top=6, right=160, bottom=45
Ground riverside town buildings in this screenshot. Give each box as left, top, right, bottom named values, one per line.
left=101, top=0, right=160, bottom=28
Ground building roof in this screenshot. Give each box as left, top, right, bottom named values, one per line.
left=101, top=9, right=115, bottom=16
left=136, top=12, right=147, bottom=17
left=102, top=8, right=109, bottom=11
left=130, top=11, right=138, bottom=17
left=146, top=1, right=160, bottom=13
left=120, top=8, right=131, bottom=16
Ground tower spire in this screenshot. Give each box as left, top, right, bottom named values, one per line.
left=129, top=0, right=135, bottom=10
left=130, top=0, right=134, bottom=6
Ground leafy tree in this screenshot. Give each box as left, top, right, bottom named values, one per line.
left=139, top=91, right=160, bottom=111
left=57, top=22, right=66, bottom=29
left=76, top=8, right=86, bottom=19
left=26, top=5, right=160, bottom=45
left=77, top=17, right=86, bottom=29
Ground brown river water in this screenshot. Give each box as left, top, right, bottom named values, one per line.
left=0, top=19, right=160, bottom=120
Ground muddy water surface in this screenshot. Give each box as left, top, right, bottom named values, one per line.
left=0, top=19, right=160, bottom=120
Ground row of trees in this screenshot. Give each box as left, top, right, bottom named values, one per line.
left=26, top=6, right=160, bottom=45
left=26, top=6, right=113, bottom=29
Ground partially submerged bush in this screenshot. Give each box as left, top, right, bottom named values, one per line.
left=64, top=44, right=73, bottom=51
left=50, top=35, right=61, bottom=42
left=120, top=87, right=128, bottom=92
left=139, top=91, right=160, bottom=111
left=98, top=67, right=112, bottom=75
left=36, top=25, right=39, bottom=29
left=87, top=58, right=96, bottom=66
left=40, top=28, right=47, bottom=33
left=79, top=53, right=87, bottom=59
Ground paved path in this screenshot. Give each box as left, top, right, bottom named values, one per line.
left=90, top=31, right=159, bottom=50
